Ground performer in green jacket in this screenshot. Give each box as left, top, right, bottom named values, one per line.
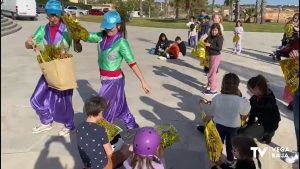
left=82, top=11, right=151, bottom=129
left=25, top=0, right=80, bottom=136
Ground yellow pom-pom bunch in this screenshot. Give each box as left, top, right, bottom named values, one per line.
left=233, top=34, right=240, bottom=43
left=204, top=120, right=223, bottom=163
left=96, top=119, right=123, bottom=142
left=62, top=13, right=89, bottom=41
left=36, top=45, right=73, bottom=63
left=155, top=124, right=180, bottom=149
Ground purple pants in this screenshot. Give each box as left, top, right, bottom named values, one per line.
left=234, top=40, right=242, bottom=53
left=30, top=75, right=75, bottom=130
left=208, top=55, right=222, bottom=91
left=99, top=76, right=138, bottom=129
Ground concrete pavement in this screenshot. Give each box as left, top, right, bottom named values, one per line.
left=1, top=14, right=298, bottom=169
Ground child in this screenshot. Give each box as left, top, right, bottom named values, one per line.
left=186, top=16, right=197, bottom=48
left=199, top=15, right=211, bottom=40
left=199, top=73, right=251, bottom=166
left=155, top=33, right=170, bottom=56
left=200, top=14, right=224, bottom=41
left=158, top=36, right=186, bottom=60
left=213, top=136, right=262, bottom=169
left=213, top=14, right=224, bottom=34
left=204, top=23, right=224, bottom=95
left=197, top=16, right=204, bottom=40
left=233, top=20, right=244, bottom=55
left=123, top=127, right=165, bottom=169
left=240, top=75, right=281, bottom=144
left=77, top=96, right=131, bottom=169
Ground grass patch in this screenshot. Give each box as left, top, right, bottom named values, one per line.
left=77, top=15, right=284, bottom=33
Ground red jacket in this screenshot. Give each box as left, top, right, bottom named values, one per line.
left=168, top=43, right=180, bottom=59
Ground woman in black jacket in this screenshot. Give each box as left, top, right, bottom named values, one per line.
left=155, top=33, right=170, bottom=56
left=240, top=75, right=281, bottom=144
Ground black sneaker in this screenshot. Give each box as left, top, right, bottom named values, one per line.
left=211, top=166, right=218, bottom=169
left=204, top=67, right=209, bottom=73
left=287, top=103, right=294, bottom=111
left=203, top=90, right=217, bottom=95
left=196, top=125, right=205, bottom=134
left=276, top=55, right=281, bottom=61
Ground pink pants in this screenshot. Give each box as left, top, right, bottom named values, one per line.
left=208, top=54, right=222, bottom=91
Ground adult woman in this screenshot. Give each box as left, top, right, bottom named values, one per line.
left=81, top=11, right=151, bottom=129
left=25, top=0, right=79, bottom=136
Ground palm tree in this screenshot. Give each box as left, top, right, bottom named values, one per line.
left=260, top=0, right=266, bottom=24
left=234, top=0, right=240, bottom=22
left=139, top=0, right=143, bottom=17
left=165, top=0, right=168, bottom=17
left=244, top=7, right=255, bottom=23
left=212, top=0, right=215, bottom=13
left=255, top=0, right=260, bottom=23
left=224, top=0, right=233, bottom=21
left=174, top=0, right=180, bottom=19
left=184, top=0, right=190, bottom=16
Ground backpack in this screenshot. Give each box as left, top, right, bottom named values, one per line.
left=190, top=23, right=195, bottom=31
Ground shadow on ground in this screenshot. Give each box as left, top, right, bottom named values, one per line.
left=136, top=37, right=156, bottom=44
left=33, top=135, right=82, bottom=169
left=34, top=112, right=86, bottom=169
left=223, top=48, right=278, bottom=65
left=139, top=81, right=209, bottom=168
left=152, top=65, right=205, bottom=92
left=77, top=79, right=98, bottom=103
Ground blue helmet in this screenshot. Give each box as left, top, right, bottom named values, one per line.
left=45, top=0, right=62, bottom=16
left=101, top=11, right=121, bottom=29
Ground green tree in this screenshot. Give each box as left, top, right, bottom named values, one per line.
left=169, top=0, right=181, bottom=19
left=185, top=0, right=207, bottom=18
left=126, top=0, right=139, bottom=11
left=244, top=7, right=255, bottom=23
left=113, top=0, right=132, bottom=21
left=143, top=0, right=155, bottom=17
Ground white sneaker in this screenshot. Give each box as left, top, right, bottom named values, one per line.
left=158, top=56, right=167, bottom=60
left=166, top=53, right=170, bottom=59
left=112, top=138, right=124, bottom=153
left=285, top=152, right=299, bottom=164
left=32, top=123, right=53, bottom=134
left=58, top=127, right=73, bottom=137
left=205, top=84, right=211, bottom=90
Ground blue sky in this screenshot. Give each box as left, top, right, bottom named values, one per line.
left=155, top=0, right=299, bottom=5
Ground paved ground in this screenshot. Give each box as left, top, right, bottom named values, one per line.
left=1, top=14, right=299, bottom=169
